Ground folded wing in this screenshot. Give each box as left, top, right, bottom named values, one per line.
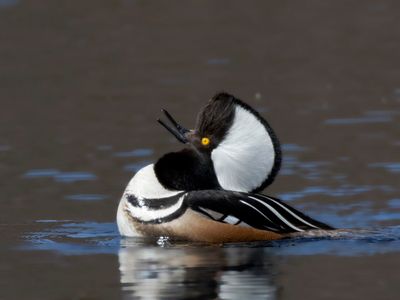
left=185, top=190, right=333, bottom=233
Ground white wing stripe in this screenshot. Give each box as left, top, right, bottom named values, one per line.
left=239, top=200, right=273, bottom=223
left=262, top=196, right=319, bottom=229
left=238, top=201, right=279, bottom=231
left=247, top=196, right=304, bottom=232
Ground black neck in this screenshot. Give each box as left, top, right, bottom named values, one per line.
left=154, top=148, right=220, bottom=191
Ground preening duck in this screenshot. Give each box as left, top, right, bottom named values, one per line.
left=117, top=92, right=333, bottom=242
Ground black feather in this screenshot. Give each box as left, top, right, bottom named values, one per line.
left=195, top=92, right=236, bottom=146
left=185, top=190, right=333, bottom=233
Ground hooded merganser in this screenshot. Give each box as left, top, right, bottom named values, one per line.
left=117, top=92, right=333, bottom=242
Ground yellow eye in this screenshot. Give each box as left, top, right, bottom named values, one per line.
left=201, top=137, right=210, bottom=146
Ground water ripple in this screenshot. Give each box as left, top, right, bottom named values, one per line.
left=64, top=194, right=108, bottom=201
left=278, top=185, right=395, bottom=201
left=23, top=169, right=97, bottom=183
left=368, top=162, right=400, bottom=174
left=281, top=156, right=331, bottom=179
left=113, top=148, right=153, bottom=158
left=388, top=199, right=400, bottom=209
left=324, top=111, right=396, bottom=125
left=21, top=221, right=119, bottom=255
left=281, top=143, right=308, bottom=152
left=20, top=221, right=400, bottom=256
left=23, top=169, right=60, bottom=178
left=54, top=172, right=97, bottom=183
left=124, top=160, right=152, bottom=173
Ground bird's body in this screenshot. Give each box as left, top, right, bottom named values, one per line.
left=117, top=164, right=284, bottom=242
left=117, top=93, right=332, bottom=242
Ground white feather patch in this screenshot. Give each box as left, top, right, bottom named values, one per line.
left=223, top=215, right=240, bottom=225
left=211, top=106, right=275, bottom=192
left=124, top=164, right=182, bottom=199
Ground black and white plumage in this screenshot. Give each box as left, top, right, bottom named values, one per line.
left=125, top=189, right=332, bottom=233
left=117, top=92, right=333, bottom=242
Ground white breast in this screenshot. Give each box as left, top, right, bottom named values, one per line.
left=117, top=164, right=183, bottom=236
left=123, top=164, right=182, bottom=199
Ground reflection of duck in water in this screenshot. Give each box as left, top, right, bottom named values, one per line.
left=118, top=240, right=277, bottom=299
left=117, top=93, right=333, bottom=242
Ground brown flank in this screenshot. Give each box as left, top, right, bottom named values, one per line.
left=124, top=205, right=283, bottom=243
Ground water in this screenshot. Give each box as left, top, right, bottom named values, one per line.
left=17, top=222, right=400, bottom=299
left=1, top=1, right=400, bottom=299
left=21, top=221, right=400, bottom=257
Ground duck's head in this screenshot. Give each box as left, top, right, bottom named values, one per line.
left=154, top=92, right=281, bottom=193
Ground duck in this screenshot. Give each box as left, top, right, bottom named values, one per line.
left=117, top=92, right=333, bottom=243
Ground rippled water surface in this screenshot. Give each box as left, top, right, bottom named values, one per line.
left=1, top=1, right=400, bottom=299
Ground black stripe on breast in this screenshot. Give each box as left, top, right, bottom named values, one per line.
left=127, top=205, right=188, bottom=225
left=125, top=193, right=188, bottom=224
left=126, top=192, right=185, bottom=209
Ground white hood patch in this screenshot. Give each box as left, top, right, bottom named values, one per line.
left=211, top=105, right=276, bottom=192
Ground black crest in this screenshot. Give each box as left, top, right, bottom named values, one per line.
left=195, top=93, right=236, bottom=146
